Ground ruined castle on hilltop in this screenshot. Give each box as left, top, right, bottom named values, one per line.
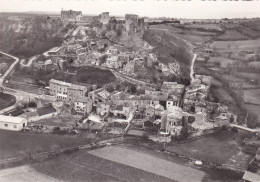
left=99, top=12, right=146, bottom=35
left=125, top=14, right=145, bottom=35
left=61, top=9, right=82, bottom=21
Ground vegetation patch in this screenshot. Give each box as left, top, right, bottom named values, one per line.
left=0, top=92, right=16, bottom=110
left=76, top=66, right=116, bottom=86
left=0, top=130, right=92, bottom=160
left=216, top=29, right=249, bottom=41
left=166, top=131, right=240, bottom=165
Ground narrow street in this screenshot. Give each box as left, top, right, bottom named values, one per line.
left=190, top=53, right=197, bottom=82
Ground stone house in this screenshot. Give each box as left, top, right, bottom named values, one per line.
left=67, top=84, right=90, bottom=102
left=147, top=53, right=158, bottom=67
left=161, top=82, right=185, bottom=95
left=96, top=102, right=110, bottom=116
left=110, top=104, right=131, bottom=117
left=106, top=46, right=119, bottom=56
left=124, top=60, right=137, bottom=74
left=33, top=59, right=53, bottom=70
left=167, top=95, right=182, bottom=111
left=74, top=96, right=93, bottom=114
left=106, top=56, right=123, bottom=69
left=194, top=75, right=211, bottom=86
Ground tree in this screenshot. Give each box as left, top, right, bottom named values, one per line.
left=28, top=102, right=37, bottom=108
left=115, top=84, right=121, bottom=91
left=101, top=31, right=106, bottom=38
left=129, top=85, right=137, bottom=94
left=99, top=55, right=107, bottom=65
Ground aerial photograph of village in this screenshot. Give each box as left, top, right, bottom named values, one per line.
left=0, top=0, right=259, bottom=181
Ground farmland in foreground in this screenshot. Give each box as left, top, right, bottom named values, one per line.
left=33, top=148, right=177, bottom=182
left=0, top=130, right=93, bottom=160
left=31, top=143, right=243, bottom=182
left=0, top=165, right=62, bottom=182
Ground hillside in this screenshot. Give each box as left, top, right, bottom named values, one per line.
left=0, top=15, right=65, bottom=58
left=143, top=28, right=193, bottom=79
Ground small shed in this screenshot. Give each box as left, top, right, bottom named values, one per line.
left=0, top=115, right=27, bottom=131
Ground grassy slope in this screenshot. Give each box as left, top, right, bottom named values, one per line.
left=8, top=65, right=116, bottom=88
left=143, top=29, right=192, bottom=79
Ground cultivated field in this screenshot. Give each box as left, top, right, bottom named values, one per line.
left=150, top=24, right=216, bottom=46
left=33, top=148, right=178, bottom=182
left=0, top=92, right=16, bottom=110
left=233, top=72, right=260, bottom=84
left=216, top=29, right=249, bottom=41
left=89, top=146, right=205, bottom=182
left=244, top=89, right=260, bottom=105
left=245, top=104, right=260, bottom=124
left=167, top=131, right=240, bottom=165
left=210, top=39, right=260, bottom=51
left=207, top=56, right=235, bottom=68
left=185, top=24, right=222, bottom=32
left=0, top=165, right=62, bottom=182
left=0, top=130, right=92, bottom=160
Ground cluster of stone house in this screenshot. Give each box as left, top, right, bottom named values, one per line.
left=47, top=76, right=189, bottom=137
left=182, top=74, right=237, bottom=131
left=46, top=70, right=236, bottom=139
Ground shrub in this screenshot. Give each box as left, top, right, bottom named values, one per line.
left=53, top=127, right=60, bottom=132
left=231, top=127, right=238, bottom=133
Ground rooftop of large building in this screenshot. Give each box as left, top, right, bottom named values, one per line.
left=0, top=115, right=26, bottom=124
left=75, top=96, right=92, bottom=103
left=107, top=56, right=119, bottom=62
left=69, top=84, right=88, bottom=91
left=50, top=79, right=72, bottom=87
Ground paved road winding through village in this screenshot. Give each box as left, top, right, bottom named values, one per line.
left=0, top=51, right=20, bottom=86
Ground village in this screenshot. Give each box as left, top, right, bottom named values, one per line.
left=0, top=8, right=260, bottom=182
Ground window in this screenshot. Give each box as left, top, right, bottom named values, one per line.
left=14, top=125, right=17, bottom=129
left=5, top=124, right=8, bottom=127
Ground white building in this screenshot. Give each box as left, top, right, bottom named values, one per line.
left=0, top=115, right=27, bottom=131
